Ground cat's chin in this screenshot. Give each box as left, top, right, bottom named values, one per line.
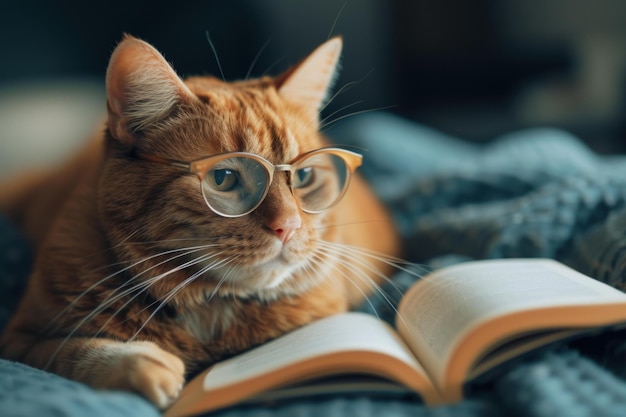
left=191, top=233, right=324, bottom=299
left=220, top=260, right=303, bottom=294
left=199, top=254, right=320, bottom=301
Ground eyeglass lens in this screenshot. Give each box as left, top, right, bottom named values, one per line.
left=292, top=153, right=348, bottom=212
left=201, top=157, right=269, bottom=216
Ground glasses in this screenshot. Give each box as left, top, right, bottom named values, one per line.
left=133, top=147, right=363, bottom=218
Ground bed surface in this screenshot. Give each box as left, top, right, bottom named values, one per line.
left=3, top=112, right=626, bottom=416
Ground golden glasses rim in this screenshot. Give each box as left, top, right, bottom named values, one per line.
left=131, top=147, right=363, bottom=218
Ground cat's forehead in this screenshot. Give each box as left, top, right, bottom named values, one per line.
left=185, top=79, right=312, bottom=163
left=235, top=122, right=300, bottom=163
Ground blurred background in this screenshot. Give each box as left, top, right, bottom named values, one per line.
left=2, top=0, right=626, bottom=175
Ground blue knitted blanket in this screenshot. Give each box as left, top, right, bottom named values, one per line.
left=3, top=112, right=626, bottom=417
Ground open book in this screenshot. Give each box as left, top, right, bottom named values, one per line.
left=164, top=258, right=626, bottom=417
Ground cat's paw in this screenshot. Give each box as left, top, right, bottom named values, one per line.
left=95, top=341, right=186, bottom=409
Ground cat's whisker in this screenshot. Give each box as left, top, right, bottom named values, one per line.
left=327, top=1, right=348, bottom=40
left=85, top=228, right=142, bottom=258
left=90, top=277, right=165, bottom=339
left=315, top=242, right=405, bottom=298
left=52, top=272, right=195, bottom=362
left=306, top=252, right=381, bottom=319
left=58, top=265, right=213, bottom=369
left=128, top=255, right=241, bottom=341
left=261, top=56, right=285, bottom=77
left=82, top=216, right=203, bottom=258
left=320, top=100, right=363, bottom=127
left=314, top=240, right=431, bottom=329
left=314, top=245, right=398, bottom=306
left=90, top=242, right=221, bottom=274
left=128, top=274, right=203, bottom=342
left=317, top=239, right=429, bottom=279
left=288, top=260, right=314, bottom=295
left=321, top=81, right=359, bottom=113
left=92, top=251, right=223, bottom=338
left=205, top=273, right=229, bottom=303
left=45, top=247, right=222, bottom=368
left=314, top=218, right=389, bottom=232
left=108, top=250, right=226, bottom=315
left=320, top=105, right=395, bottom=132
left=321, top=68, right=374, bottom=113
left=205, top=31, right=226, bottom=81
left=44, top=279, right=152, bottom=370
left=206, top=257, right=243, bottom=301
left=44, top=245, right=219, bottom=333
left=245, top=38, right=272, bottom=80
left=125, top=237, right=226, bottom=245
left=81, top=228, right=149, bottom=260
left=312, top=245, right=413, bottom=327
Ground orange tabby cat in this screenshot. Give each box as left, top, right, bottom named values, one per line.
left=0, top=35, right=400, bottom=408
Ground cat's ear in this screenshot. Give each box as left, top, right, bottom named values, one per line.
left=106, top=35, right=197, bottom=146
left=277, top=37, right=342, bottom=125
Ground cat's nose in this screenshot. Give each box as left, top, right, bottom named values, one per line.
left=267, top=214, right=302, bottom=244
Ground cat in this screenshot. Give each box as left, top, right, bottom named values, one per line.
left=0, top=35, right=400, bottom=408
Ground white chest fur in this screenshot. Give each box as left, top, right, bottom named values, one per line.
left=176, top=300, right=235, bottom=343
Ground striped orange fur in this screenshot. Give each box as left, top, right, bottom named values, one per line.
left=0, top=35, right=400, bottom=408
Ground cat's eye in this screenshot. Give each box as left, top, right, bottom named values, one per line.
left=206, top=169, right=238, bottom=192
left=293, top=167, right=314, bottom=189
left=131, top=147, right=362, bottom=218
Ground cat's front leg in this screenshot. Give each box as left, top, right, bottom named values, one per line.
left=1, top=335, right=185, bottom=408
left=76, top=339, right=186, bottom=408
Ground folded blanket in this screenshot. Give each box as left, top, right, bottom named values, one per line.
left=4, top=112, right=626, bottom=416
left=1, top=359, right=161, bottom=417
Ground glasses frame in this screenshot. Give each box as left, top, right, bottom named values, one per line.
left=133, top=147, right=363, bottom=218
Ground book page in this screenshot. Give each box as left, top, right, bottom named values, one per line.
left=168, top=312, right=438, bottom=417
left=166, top=313, right=443, bottom=417
left=396, top=259, right=626, bottom=390
left=203, top=312, right=425, bottom=391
